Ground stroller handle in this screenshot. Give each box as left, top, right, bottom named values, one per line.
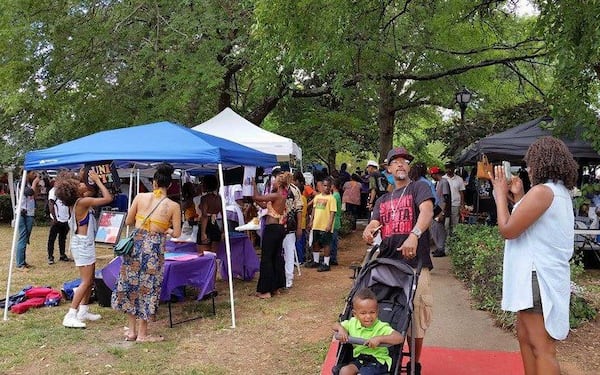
left=334, top=334, right=391, bottom=347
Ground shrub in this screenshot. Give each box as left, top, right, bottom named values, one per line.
left=449, top=223, right=597, bottom=331
left=339, top=211, right=354, bottom=237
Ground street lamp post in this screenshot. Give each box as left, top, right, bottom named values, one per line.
left=455, top=88, right=472, bottom=123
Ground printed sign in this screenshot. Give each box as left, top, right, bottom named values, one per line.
left=95, top=211, right=127, bottom=244
left=83, top=161, right=121, bottom=193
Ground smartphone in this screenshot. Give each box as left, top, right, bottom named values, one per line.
left=502, top=161, right=512, bottom=180
left=372, top=225, right=383, bottom=236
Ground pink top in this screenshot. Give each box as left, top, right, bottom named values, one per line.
left=342, top=181, right=361, bottom=205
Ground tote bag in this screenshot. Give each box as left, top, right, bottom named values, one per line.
left=476, top=154, right=492, bottom=180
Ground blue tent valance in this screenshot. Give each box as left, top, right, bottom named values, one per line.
left=24, top=121, right=277, bottom=170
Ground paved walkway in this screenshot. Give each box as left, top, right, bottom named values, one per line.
left=427, top=255, right=518, bottom=351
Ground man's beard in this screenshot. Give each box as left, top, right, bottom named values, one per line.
left=393, top=172, right=408, bottom=181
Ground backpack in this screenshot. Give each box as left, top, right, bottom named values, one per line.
left=374, top=173, right=389, bottom=197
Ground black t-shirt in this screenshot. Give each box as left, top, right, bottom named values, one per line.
left=372, top=180, right=435, bottom=270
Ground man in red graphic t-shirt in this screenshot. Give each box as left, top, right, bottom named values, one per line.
left=362, top=146, right=434, bottom=375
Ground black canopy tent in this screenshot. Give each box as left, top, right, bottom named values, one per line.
left=456, top=116, right=600, bottom=165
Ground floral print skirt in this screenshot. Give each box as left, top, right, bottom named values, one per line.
left=111, top=229, right=166, bottom=320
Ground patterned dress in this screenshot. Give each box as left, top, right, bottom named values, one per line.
left=111, top=229, right=166, bottom=319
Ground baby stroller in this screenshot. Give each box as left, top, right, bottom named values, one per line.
left=327, top=245, right=422, bottom=375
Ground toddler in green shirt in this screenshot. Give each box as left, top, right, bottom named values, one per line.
left=332, top=288, right=403, bottom=375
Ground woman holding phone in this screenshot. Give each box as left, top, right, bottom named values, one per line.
left=490, top=136, right=578, bottom=375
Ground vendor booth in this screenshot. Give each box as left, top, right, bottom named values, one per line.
left=192, top=107, right=302, bottom=163
left=4, top=120, right=277, bottom=328
left=457, top=116, right=600, bottom=164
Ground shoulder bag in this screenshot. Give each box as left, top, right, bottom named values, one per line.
left=114, top=197, right=167, bottom=256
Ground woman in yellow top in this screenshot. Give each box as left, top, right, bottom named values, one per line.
left=112, top=163, right=181, bottom=342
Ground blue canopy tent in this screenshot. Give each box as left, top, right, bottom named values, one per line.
left=5, top=121, right=278, bottom=326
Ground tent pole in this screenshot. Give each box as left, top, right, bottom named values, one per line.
left=218, top=163, right=236, bottom=329
left=3, top=169, right=27, bottom=321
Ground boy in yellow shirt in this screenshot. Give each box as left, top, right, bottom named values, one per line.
left=306, top=177, right=337, bottom=272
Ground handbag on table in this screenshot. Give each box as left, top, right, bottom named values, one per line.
left=476, top=154, right=493, bottom=180
left=114, top=197, right=167, bottom=256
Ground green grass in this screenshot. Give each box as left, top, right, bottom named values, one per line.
left=0, top=224, right=350, bottom=374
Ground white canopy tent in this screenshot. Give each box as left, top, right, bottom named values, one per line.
left=192, top=107, right=302, bottom=163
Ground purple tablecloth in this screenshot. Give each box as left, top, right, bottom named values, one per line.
left=165, top=240, right=197, bottom=253
left=216, top=232, right=259, bottom=281
left=101, top=252, right=216, bottom=302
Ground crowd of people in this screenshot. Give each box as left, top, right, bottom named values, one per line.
left=8, top=136, right=585, bottom=375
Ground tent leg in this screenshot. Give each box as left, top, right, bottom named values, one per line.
left=218, top=164, right=236, bottom=329
left=3, top=169, right=27, bottom=321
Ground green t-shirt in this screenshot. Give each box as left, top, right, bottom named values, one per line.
left=340, top=317, right=394, bottom=369
left=333, top=191, right=342, bottom=230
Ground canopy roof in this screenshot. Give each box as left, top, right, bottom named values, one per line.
left=24, top=121, right=277, bottom=170
left=457, top=116, right=600, bottom=164
left=192, top=107, right=302, bottom=162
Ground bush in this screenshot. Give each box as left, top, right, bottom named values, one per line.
left=339, top=211, right=354, bottom=237
left=449, top=223, right=597, bottom=331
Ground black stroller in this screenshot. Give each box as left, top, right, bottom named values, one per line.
left=330, top=245, right=422, bottom=375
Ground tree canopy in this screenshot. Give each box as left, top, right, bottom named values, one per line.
left=0, top=1, right=598, bottom=170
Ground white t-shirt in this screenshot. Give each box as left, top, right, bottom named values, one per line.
left=443, top=174, right=465, bottom=207
left=48, top=187, right=70, bottom=222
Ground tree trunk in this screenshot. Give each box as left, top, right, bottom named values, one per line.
left=327, top=149, right=337, bottom=174
left=377, top=82, right=396, bottom=164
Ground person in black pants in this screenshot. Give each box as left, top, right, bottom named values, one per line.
left=47, top=186, right=71, bottom=264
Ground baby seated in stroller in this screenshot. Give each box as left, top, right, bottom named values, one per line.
left=332, top=288, right=404, bottom=375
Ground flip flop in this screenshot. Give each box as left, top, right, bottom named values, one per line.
left=136, top=335, right=165, bottom=343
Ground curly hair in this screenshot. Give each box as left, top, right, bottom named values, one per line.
left=53, top=171, right=80, bottom=207
left=525, top=136, right=579, bottom=189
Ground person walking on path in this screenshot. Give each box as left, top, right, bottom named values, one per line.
left=47, top=185, right=71, bottom=264
left=490, top=136, right=578, bottom=375
left=342, top=174, right=362, bottom=231
left=55, top=170, right=113, bottom=328
left=429, top=166, right=451, bottom=257
left=362, top=146, right=434, bottom=375
left=442, top=162, right=464, bottom=236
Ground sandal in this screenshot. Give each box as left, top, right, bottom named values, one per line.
left=136, top=335, right=165, bottom=343
left=124, top=334, right=137, bottom=341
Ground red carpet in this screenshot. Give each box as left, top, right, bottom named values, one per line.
left=321, top=338, right=523, bottom=374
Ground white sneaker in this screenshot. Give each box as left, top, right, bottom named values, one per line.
left=77, top=309, right=101, bottom=321
left=63, top=313, right=86, bottom=328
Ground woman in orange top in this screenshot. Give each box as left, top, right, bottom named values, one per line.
left=112, top=163, right=181, bottom=342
